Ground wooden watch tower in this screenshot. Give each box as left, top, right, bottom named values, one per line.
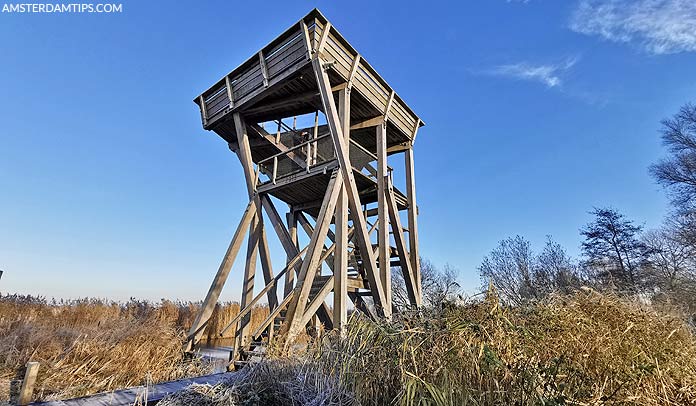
left=185, top=9, right=424, bottom=368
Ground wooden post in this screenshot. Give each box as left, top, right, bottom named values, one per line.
left=312, top=110, right=319, bottom=165
left=272, top=156, right=278, bottom=184
left=347, top=55, right=361, bottom=90
left=276, top=120, right=281, bottom=144
left=233, top=113, right=260, bottom=354
left=258, top=51, right=269, bottom=87
left=237, top=219, right=259, bottom=349
left=225, top=76, right=234, bottom=109
left=18, top=362, right=39, bottom=405
left=334, top=87, right=350, bottom=332
left=334, top=188, right=348, bottom=331
left=405, top=146, right=421, bottom=297
left=301, top=20, right=312, bottom=59
left=377, top=122, right=391, bottom=312
left=198, top=95, right=208, bottom=127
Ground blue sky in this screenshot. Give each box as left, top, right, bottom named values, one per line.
left=1, top=0, right=695, bottom=301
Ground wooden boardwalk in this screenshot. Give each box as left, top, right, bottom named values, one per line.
left=31, top=372, right=232, bottom=406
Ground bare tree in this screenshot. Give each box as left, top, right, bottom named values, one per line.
left=479, top=236, right=582, bottom=305
left=479, top=236, right=536, bottom=305
left=643, top=228, right=694, bottom=291
left=650, top=103, right=696, bottom=209
left=535, top=237, right=582, bottom=296
left=580, top=208, right=647, bottom=293
left=650, top=103, right=696, bottom=246
left=392, top=258, right=460, bottom=310
left=642, top=227, right=696, bottom=313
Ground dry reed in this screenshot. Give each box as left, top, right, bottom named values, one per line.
left=166, top=288, right=696, bottom=405
left=0, top=294, right=268, bottom=402
left=309, top=288, right=696, bottom=405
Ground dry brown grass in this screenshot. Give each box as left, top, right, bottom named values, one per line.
left=0, top=294, right=268, bottom=402
left=301, top=288, right=696, bottom=405
left=186, top=288, right=693, bottom=405
left=6, top=289, right=695, bottom=405
left=204, top=302, right=270, bottom=347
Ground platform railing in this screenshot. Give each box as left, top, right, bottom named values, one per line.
left=253, top=135, right=397, bottom=189
left=255, top=133, right=335, bottom=187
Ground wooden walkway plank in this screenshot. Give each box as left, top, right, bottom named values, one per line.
left=31, top=373, right=233, bottom=406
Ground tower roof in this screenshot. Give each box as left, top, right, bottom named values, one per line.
left=194, top=9, right=424, bottom=149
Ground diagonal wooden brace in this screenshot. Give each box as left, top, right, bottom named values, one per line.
left=385, top=178, right=420, bottom=306
left=185, top=199, right=257, bottom=351
left=312, top=57, right=389, bottom=316
left=281, top=169, right=343, bottom=342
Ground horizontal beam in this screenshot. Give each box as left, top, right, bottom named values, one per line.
left=350, top=116, right=384, bottom=130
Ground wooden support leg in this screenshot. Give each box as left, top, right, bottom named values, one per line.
left=185, top=200, right=256, bottom=351
left=405, top=146, right=421, bottom=298
left=334, top=86, right=350, bottom=332
left=334, top=186, right=348, bottom=332
left=233, top=112, right=261, bottom=356
left=312, top=58, right=389, bottom=317
left=377, top=122, right=392, bottom=311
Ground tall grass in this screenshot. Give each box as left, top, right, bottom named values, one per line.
left=0, top=294, right=268, bottom=402
left=6, top=289, right=696, bottom=405
left=325, top=288, right=696, bottom=405
left=163, top=288, right=696, bottom=405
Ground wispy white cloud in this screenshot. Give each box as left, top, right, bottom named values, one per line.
left=488, top=57, right=578, bottom=88
left=570, top=0, right=696, bottom=54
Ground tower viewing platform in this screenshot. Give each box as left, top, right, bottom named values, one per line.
left=186, top=9, right=425, bottom=369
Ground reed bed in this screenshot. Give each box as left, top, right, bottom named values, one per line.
left=321, top=288, right=696, bottom=405
left=0, top=294, right=268, bottom=402
left=5, top=289, right=695, bottom=405
left=163, top=288, right=696, bottom=405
